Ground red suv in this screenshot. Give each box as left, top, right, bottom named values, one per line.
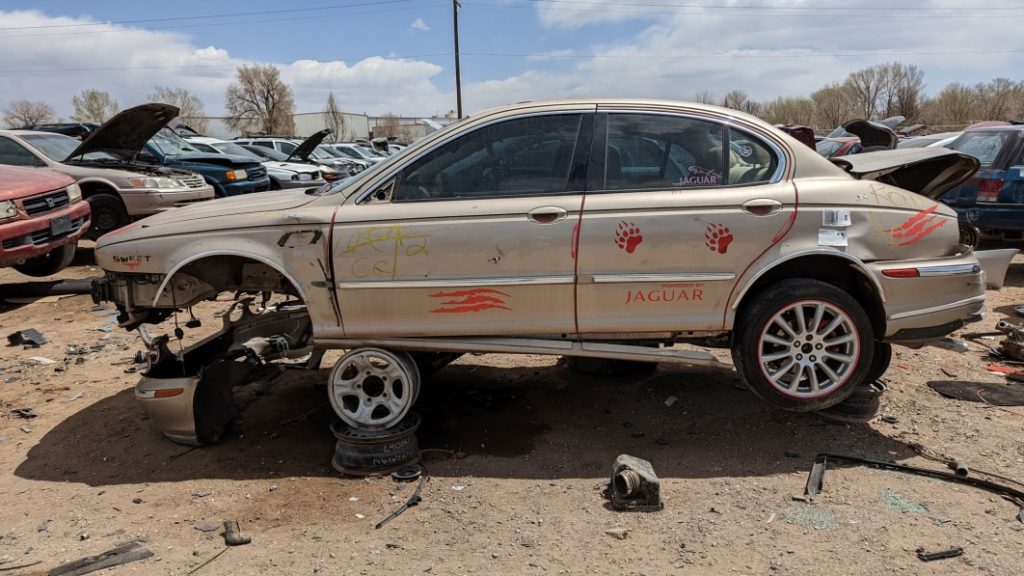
left=1, top=165, right=91, bottom=276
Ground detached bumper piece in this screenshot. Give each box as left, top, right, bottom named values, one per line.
left=135, top=299, right=313, bottom=445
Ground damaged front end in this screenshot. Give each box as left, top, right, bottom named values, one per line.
left=133, top=298, right=317, bottom=445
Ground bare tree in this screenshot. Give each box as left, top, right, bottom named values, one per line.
left=224, top=64, right=295, bottom=135
left=974, top=78, right=1021, bottom=121
left=720, top=90, right=762, bottom=116
left=148, top=86, right=209, bottom=134
left=921, top=83, right=977, bottom=126
left=887, top=63, right=925, bottom=121
left=373, top=114, right=411, bottom=142
left=693, top=89, right=716, bottom=105
left=322, top=92, right=347, bottom=142
left=811, top=82, right=856, bottom=129
left=760, top=96, right=816, bottom=127
left=844, top=67, right=885, bottom=119
left=3, top=100, right=56, bottom=128
left=71, top=89, right=118, bottom=123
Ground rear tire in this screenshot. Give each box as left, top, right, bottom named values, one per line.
left=732, top=279, right=875, bottom=411
left=13, top=241, right=77, bottom=277
left=85, top=193, right=129, bottom=240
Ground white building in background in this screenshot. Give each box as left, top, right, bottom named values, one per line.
left=183, top=111, right=456, bottom=142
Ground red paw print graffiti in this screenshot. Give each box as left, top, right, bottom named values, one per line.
left=615, top=221, right=644, bottom=254
left=704, top=223, right=733, bottom=254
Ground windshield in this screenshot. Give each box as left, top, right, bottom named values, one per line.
left=211, top=142, right=260, bottom=159
left=21, top=133, right=117, bottom=162
left=336, top=145, right=369, bottom=160
left=949, top=131, right=1013, bottom=168
left=149, top=128, right=201, bottom=157
left=244, top=145, right=289, bottom=161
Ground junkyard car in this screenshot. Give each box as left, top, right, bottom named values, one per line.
left=90, top=99, right=1012, bottom=444
left=2, top=106, right=214, bottom=238
left=1, top=165, right=90, bottom=276
left=941, top=124, right=1024, bottom=240
left=185, top=136, right=326, bottom=190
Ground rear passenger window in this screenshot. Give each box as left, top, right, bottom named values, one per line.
left=727, top=129, right=778, bottom=185
left=951, top=132, right=1012, bottom=168
left=601, top=114, right=725, bottom=191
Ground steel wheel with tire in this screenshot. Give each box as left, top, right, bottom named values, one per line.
left=732, top=279, right=875, bottom=411
left=85, top=193, right=130, bottom=240
left=13, top=241, right=77, bottom=277
left=328, top=348, right=420, bottom=430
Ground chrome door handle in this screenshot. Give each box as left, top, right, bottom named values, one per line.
left=742, top=199, right=783, bottom=216
left=527, top=206, right=568, bottom=224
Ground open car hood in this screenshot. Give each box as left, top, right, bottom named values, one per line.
left=65, top=103, right=179, bottom=162
left=287, top=129, right=332, bottom=162
left=831, top=147, right=980, bottom=199
left=843, top=119, right=898, bottom=150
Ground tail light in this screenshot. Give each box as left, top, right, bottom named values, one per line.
left=977, top=178, right=1005, bottom=202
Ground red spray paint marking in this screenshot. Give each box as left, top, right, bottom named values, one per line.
left=885, top=205, right=947, bottom=246
left=430, top=288, right=512, bottom=314
left=614, top=221, right=643, bottom=253
left=704, top=223, right=734, bottom=254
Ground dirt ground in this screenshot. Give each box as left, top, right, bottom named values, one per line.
left=1, top=242, right=1022, bottom=576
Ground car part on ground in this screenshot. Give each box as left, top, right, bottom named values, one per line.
left=608, top=454, right=664, bottom=512
left=803, top=452, right=1024, bottom=522
left=0, top=165, right=90, bottom=276
left=330, top=412, right=421, bottom=476
left=376, top=465, right=427, bottom=529
left=927, top=380, right=1024, bottom=406
left=88, top=98, right=1013, bottom=428
left=133, top=298, right=314, bottom=445
left=916, top=547, right=964, bottom=562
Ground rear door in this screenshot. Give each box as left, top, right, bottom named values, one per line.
left=575, top=109, right=795, bottom=334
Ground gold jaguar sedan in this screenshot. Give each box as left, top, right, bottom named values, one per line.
left=91, top=99, right=1014, bottom=444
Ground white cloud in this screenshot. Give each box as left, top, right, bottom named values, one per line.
left=410, top=17, right=430, bottom=32
left=1, top=2, right=1022, bottom=123
left=0, top=10, right=451, bottom=118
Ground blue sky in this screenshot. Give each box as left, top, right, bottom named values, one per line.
left=1, top=1, right=1022, bottom=118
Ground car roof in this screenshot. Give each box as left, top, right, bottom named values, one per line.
left=964, top=124, right=1024, bottom=132
left=184, top=136, right=227, bottom=144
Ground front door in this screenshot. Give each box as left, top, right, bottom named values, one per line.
left=333, top=111, right=591, bottom=338
left=575, top=110, right=795, bottom=334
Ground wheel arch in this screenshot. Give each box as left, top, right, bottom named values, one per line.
left=730, top=251, right=887, bottom=340
left=77, top=178, right=123, bottom=199
left=152, top=250, right=310, bottom=307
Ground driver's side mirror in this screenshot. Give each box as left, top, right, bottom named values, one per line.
left=366, top=178, right=396, bottom=204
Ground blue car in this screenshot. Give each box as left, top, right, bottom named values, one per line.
left=941, top=125, right=1024, bottom=243
left=140, top=127, right=270, bottom=197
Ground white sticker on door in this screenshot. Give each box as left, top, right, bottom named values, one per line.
left=818, top=228, right=848, bottom=247
left=822, top=209, right=852, bottom=227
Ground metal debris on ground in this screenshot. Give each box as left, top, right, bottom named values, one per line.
left=8, top=408, right=37, bottom=419
left=331, top=413, right=421, bottom=476
left=997, top=319, right=1024, bottom=362
left=222, top=520, right=251, bottom=546
left=25, top=356, right=56, bottom=365
left=605, top=527, right=628, bottom=540
left=194, top=521, right=219, bottom=533
left=916, top=546, right=963, bottom=562
left=376, top=472, right=427, bottom=530
left=607, top=454, right=664, bottom=512
left=6, top=329, right=46, bottom=348
left=804, top=453, right=1024, bottom=521
left=45, top=541, right=153, bottom=575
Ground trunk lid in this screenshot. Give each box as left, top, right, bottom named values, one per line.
left=831, top=148, right=980, bottom=199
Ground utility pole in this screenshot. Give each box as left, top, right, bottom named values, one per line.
left=453, top=0, right=463, bottom=118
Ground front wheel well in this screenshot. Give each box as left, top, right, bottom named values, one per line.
left=734, top=255, right=886, bottom=340
left=175, top=255, right=303, bottom=300
left=78, top=180, right=121, bottom=200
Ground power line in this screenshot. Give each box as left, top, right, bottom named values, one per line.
left=522, top=0, right=1024, bottom=13
left=0, top=0, right=419, bottom=31
left=0, top=4, right=450, bottom=39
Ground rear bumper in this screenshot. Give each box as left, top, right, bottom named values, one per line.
left=0, top=201, right=91, bottom=266
left=869, top=252, right=989, bottom=342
